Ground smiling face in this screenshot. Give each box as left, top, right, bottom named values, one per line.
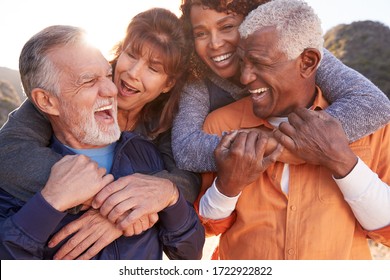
left=114, top=42, right=174, bottom=113
left=190, top=5, right=244, bottom=80
left=239, top=27, right=314, bottom=119
left=50, top=43, right=120, bottom=148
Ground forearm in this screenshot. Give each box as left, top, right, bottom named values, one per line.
left=317, top=49, right=390, bottom=142
left=0, top=191, right=65, bottom=259
left=172, top=82, right=220, bottom=172
left=0, top=100, right=60, bottom=201
left=154, top=131, right=201, bottom=203
left=335, top=158, right=390, bottom=230
left=159, top=191, right=205, bottom=260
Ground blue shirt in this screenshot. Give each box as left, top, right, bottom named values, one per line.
left=66, top=143, right=117, bottom=172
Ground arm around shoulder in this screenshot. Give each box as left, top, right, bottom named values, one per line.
left=154, top=130, right=201, bottom=203
left=172, top=81, right=220, bottom=173
left=317, top=49, right=390, bottom=142
left=0, top=99, right=60, bottom=201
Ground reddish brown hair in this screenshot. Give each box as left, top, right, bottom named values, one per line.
left=111, top=8, right=190, bottom=138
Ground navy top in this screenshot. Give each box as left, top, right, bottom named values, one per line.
left=0, top=132, right=204, bottom=259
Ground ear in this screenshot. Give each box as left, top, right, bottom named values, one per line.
left=30, top=88, right=60, bottom=116
left=162, top=79, right=176, bottom=94
left=299, top=48, right=321, bottom=79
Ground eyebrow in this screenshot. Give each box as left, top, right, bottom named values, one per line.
left=216, top=14, right=237, bottom=25
left=76, top=67, right=112, bottom=84
left=149, top=59, right=164, bottom=67
left=192, top=14, right=237, bottom=29
left=148, top=56, right=166, bottom=70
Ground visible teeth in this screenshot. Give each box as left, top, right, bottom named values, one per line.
left=212, top=53, right=232, bottom=62
left=124, top=84, right=136, bottom=91
left=249, top=88, right=268, bottom=94
left=123, top=81, right=138, bottom=92
left=95, top=105, right=112, bottom=112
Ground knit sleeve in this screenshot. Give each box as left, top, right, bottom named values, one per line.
left=153, top=130, right=201, bottom=204
left=0, top=100, right=60, bottom=201
left=317, top=49, right=390, bottom=142
left=172, top=80, right=220, bottom=173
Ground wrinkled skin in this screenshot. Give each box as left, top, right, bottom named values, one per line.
left=215, top=130, right=283, bottom=197
left=273, top=108, right=358, bottom=178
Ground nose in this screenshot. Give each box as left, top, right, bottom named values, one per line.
left=126, top=60, right=142, bottom=80
left=100, top=77, right=118, bottom=97
left=240, top=63, right=256, bottom=86
left=209, top=31, right=224, bottom=50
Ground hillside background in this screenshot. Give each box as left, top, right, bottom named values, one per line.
left=1, top=20, right=390, bottom=259
left=324, top=20, right=390, bottom=98
left=0, top=67, right=24, bottom=127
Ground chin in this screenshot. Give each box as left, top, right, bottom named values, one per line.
left=253, top=106, right=272, bottom=120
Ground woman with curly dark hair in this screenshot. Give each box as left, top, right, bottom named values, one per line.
left=171, top=0, right=390, bottom=172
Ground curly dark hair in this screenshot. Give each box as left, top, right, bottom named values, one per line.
left=180, top=0, right=271, bottom=78
left=181, top=0, right=269, bottom=19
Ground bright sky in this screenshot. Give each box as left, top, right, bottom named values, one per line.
left=1, top=0, right=389, bottom=70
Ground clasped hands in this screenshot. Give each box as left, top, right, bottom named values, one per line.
left=214, top=108, right=357, bottom=197
left=42, top=156, right=178, bottom=260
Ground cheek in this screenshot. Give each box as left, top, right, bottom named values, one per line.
left=115, top=54, right=134, bottom=77
left=115, top=54, right=126, bottom=72
left=229, top=33, right=240, bottom=48
left=194, top=41, right=207, bottom=60
left=114, top=65, right=124, bottom=86
left=147, top=85, right=164, bottom=101
left=142, top=77, right=163, bottom=99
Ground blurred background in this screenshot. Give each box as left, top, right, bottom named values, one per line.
left=1, top=0, right=389, bottom=259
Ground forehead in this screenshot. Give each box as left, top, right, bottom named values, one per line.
left=131, top=42, right=163, bottom=60
left=239, top=26, right=280, bottom=56
left=50, top=43, right=110, bottom=77
left=190, top=5, right=243, bottom=26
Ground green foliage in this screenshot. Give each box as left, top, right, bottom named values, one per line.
left=324, top=20, right=390, bottom=99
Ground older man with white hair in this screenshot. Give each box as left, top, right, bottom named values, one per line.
left=197, top=0, right=390, bottom=259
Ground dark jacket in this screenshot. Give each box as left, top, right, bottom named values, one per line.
left=0, top=132, right=204, bottom=260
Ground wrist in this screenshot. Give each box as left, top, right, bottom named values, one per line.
left=331, top=154, right=358, bottom=179
left=167, top=183, right=179, bottom=207
left=40, top=189, right=67, bottom=212
left=215, top=177, right=242, bottom=197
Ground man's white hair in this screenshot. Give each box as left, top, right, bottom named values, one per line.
left=239, top=0, right=323, bottom=60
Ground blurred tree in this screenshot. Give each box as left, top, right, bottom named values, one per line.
left=324, top=20, right=390, bottom=99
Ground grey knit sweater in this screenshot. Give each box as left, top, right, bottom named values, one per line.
left=172, top=49, right=390, bottom=172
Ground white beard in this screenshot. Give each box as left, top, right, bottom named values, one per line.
left=61, top=98, right=121, bottom=146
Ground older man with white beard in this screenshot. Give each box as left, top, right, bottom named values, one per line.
left=0, top=25, right=204, bottom=260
